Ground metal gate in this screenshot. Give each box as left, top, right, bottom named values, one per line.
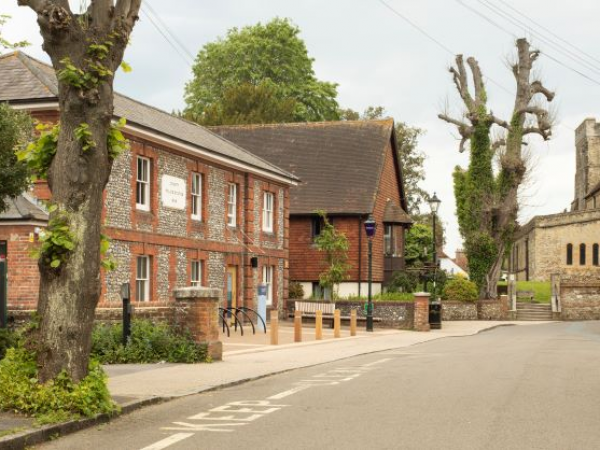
left=0, top=241, right=7, bottom=328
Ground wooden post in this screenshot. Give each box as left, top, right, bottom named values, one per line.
left=315, top=310, right=323, bottom=340
left=270, top=310, right=279, bottom=345
left=294, top=310, right=302, bottom=342
left=334, top=309, right=341, bottom=338
left=350, top=309, right=357, bottom=336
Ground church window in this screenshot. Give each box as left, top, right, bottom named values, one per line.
left=593, top=244, right=599, bottom=266
left=579, top=243, right=586, bottom=265
left=566, top=244, right=573, bottom=265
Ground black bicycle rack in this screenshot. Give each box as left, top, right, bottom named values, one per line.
left=218, top=306, right=266, bottom=336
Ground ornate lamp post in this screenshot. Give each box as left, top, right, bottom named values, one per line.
left=364, top=215, right=377, bottom=332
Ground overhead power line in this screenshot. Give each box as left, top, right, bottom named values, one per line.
left=143, top=1, right=196, bottom=61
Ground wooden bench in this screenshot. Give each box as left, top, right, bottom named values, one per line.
left=516, top=290, right=535, bottom=302
left=289, top=301, right=382, bottom=327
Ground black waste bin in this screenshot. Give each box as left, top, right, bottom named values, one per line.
left=429, top=299, right=442, bottom=330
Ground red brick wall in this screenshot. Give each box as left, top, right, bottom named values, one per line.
left=0, top=225, right=42, bottom=308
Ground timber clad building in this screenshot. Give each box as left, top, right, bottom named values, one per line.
left=213, top=120, right=412, bottom=297
left=0, top=52, right=299, bottom=313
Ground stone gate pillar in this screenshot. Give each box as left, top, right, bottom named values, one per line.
left=173, top=287, right=223, bottom=361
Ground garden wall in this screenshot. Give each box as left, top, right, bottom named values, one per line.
left=559, top=282, right=600, bottom=320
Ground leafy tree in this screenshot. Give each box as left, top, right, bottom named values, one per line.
left=341, top=106, right=429, bottom=215
left=314, top=211, right=351, bottom=299
left=0, top=103, right=31, bottom=213
left=439, top=39, right=554, bottom=298
left=404, top=223, right=433, bottom=267
left=16, top=0, right=142, bottom=383
left=192, top=82, right=296, bottom=126
left=184, top=18, right=339, bottom=125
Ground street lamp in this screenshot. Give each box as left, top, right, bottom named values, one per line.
left=429, top=192, right=441, bottom=267
left=428, top=193, right=442, bottom=330
left=364, top=215, right=377, bottom=332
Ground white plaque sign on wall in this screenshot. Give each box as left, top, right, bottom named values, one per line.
left=161, top=175, right=186, bottom=210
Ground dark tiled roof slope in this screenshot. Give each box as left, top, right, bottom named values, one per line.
left=212, top=120, right=401, bottom=215
left=0, top=194, right=48, bottom=221
left=0, top=52, right=298, bottom=183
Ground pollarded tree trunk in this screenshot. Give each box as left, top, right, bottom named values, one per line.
left=18, top=0, right=141, bottom=382
left=439, top=38, right=554, bottom=299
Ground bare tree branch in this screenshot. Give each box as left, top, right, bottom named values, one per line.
left=522, top=126, right=551, bottom=140
left=90, top=0, right=112, bottom=28
left=531, top=80, right=555, bottom=101
left=467, top=56, right=485, bottom=108
left=489, top=114, right=510, bottom=129
left=492, top=139, right=506, bottom=151
left=450, top=55, right=475, bottom=112
left=438, top=113, right=471, bottom=130
left=17, top=0, right=50, bottom=14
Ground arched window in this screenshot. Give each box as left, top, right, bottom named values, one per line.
left=593, top=244, right=599, bottom=266
left=580, top=243, right=586, bottom=265
left=566, top=244, right=573, bottom=265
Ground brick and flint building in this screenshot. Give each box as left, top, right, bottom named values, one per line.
left=213, top=120, right=412, bottom=298
left=0, top=52, right=299, bottom=314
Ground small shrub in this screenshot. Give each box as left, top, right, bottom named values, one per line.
left=0, top=348, right=116, bottom=421
left=91, top=320, right=208, bottom=364
left=388, top=271, right=419, bottom=293
left=0, top=328, right=19, bottom=360
left=288, top=281, right=304, bottom=299
left=442, top=277, right=478, bottom=302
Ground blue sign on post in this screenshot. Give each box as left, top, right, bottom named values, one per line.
left=257, top=284, right=267, bottom=332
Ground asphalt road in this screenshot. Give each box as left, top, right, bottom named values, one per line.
left=37, top=322, right=600, bottom=450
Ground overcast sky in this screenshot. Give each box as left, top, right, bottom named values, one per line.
left=3, top=0, right=599, bottom=255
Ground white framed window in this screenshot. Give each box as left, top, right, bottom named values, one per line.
left=191, top=173, right=202, bottom=221
left=262, top=265, right=274, bottom=306
left=227, top=183, right=237, bottom=227
left=136, top=255, right=150, bottom=302
left=136, top=156, right=151, bottom=211
left=263, top=192, right=274, bottom=232
left=191, top=260, right=202, bottom=286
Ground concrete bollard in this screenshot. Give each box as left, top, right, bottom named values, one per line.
left=350, top=309, right=357, bottom=336
left=315, top=310, right=323, bottom=340
left=334, top=309, right=341, bottom=338
left=294, top=310, right=303, bottom=342
left=270, top=310, right=279, bottom=345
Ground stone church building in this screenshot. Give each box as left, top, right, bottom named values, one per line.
left=511, top=118, right=600, bottom=281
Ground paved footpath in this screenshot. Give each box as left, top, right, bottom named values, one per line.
left=0, top=321, right=549, bottom=448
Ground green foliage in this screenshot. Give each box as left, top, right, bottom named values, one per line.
left=0, top=15, right=29, bottom=49
left=184, top=18, right=339, bottom=124
left=405, top=223, right=433, bottom=267
left=16, top=122, right=59, bottom=181
left=0, top=103, right=31, bottom=212
left=387, top=270, right=420, bottom=293
left=57, top=57, right=113, bottom=90
left=191, top=82, right=297, bottom=126
left=33, top=206, right=76, bottom=269
left=288, top=281, right=305, bottom=299
left=497, top=280, right=551, bottom=303
left=465, top=232, right=497, bottom=290
left=313, top=211, right=351, bottom=297
left=91, top=320, right=208, bottom=364
left=74, top=123, right=96, bottom=152
left=107, top=118, right=129, bottom=159
left=100, top=234, right=117, bottom=271
left=0, top=328, right=19, bottom=360
left=0, top=348, right=116, bottom=420
left=442, top=277, right=478, bottom=302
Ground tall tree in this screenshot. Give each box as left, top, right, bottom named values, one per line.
left=0, top=103, right=31, bottom=213
left=341, top=106, right=428, bottom=215
left=439, top=38, right=554, bottom=298
left=16, top=0, right=142, bottom=382
left=184, top=18, right=339, bottom=125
